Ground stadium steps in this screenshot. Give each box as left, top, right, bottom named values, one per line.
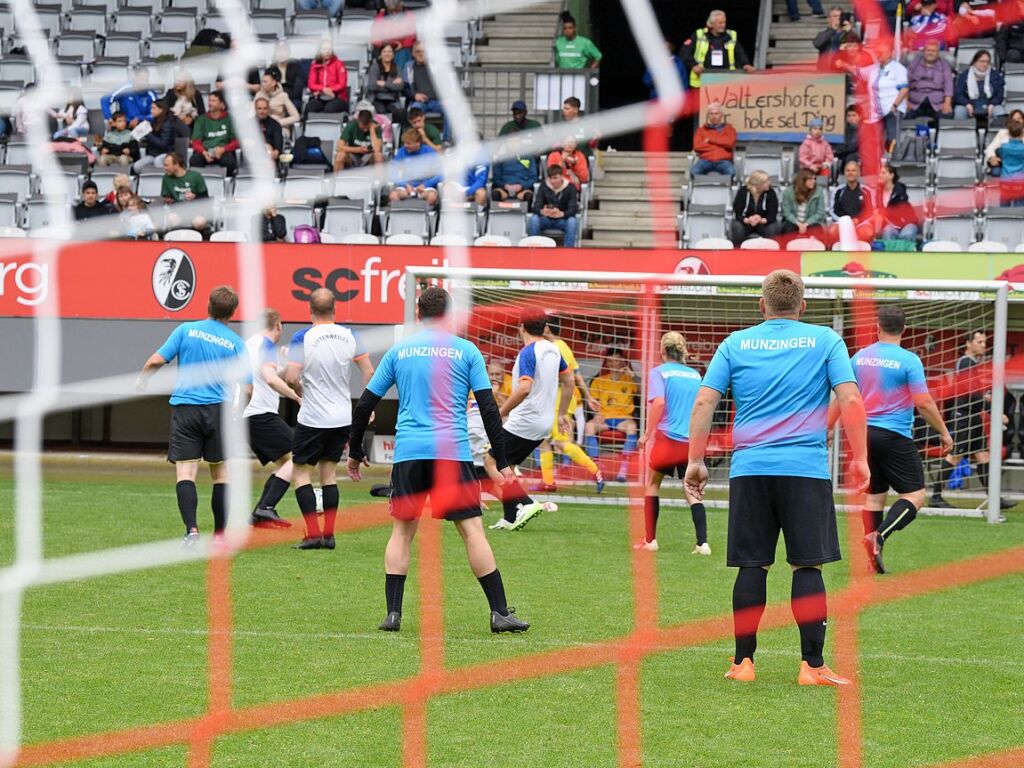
left=582, top=150, right=687, bottom=248
left=474, top=0, right=562, bottom=67
left=766, top=0, right=854, bottom=69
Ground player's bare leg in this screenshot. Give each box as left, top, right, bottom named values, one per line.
left=454, top=517, right=529, bottom=633
left=251, top=454, right=293, bottom=528
left=292, top=463, right=324, bottom=549
left=318, top=461, right=340, bottom=549
left=380, top=518, right=419, bottom=631
left=175, top=459, right=202, bottom=547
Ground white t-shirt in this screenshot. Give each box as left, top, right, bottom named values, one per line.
left=288, top=323, right=367, bottom=428
left=243, top=333, right=281, bottom=418
left=504, top=339, right=568, bottom=441
left=863, top=59, right=908, bottom=121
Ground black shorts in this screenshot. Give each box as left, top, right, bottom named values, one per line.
left=649, top=434, right=689, bottom=477
left=868, top=426, right=925, bottom=495
left=490, top=428, right=543, bottom=467
left=954, top=411, right=986, bottom=456
left=168, top=404, right=224, bottom=464
left=727, top=475, right=841, bottom=568
left=390, top=460, right=482, bottom=521
left=246, top=412, right=294, bottom=465
left=292, top=424, right=350, bottom=466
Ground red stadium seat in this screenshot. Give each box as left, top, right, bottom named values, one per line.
left=598, top=429, right=627, bottom=445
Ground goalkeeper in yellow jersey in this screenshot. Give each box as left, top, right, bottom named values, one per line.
left=532, top=316, right=605, bottom=494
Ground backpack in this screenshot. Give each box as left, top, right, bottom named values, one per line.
left=892, top=125, right=929, bottom=164
left=293, top=225, right=321, bottom=244
left=292, top=135, right=331, bottom=169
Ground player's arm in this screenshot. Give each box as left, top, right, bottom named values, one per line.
left=913, top=391, right=954, bottom=453
left=500, top=376, right=532, bottom=418
left=135, top=352, right=167, bottom=392
left=575, top=371, right=599, bottom=411
left=639, top=397, right=665, bottom=448
left=683, top=386, right=722, bottom=500
left=284, top=362, right=303, bottom=398
left=826, top=397, right=841, bottom=432
left=834, top=381, right=869, bottom=490
left=261, top=362, right=301, bottom=403
left=355, top=354, right=375, bottom=385
left=346, top=388, right=380, bottom=481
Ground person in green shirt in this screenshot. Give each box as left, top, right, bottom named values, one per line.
left=498, top=101, right=541, bottom=136
left=334, top=100, right=384, bottom=170
left=161, top=152, right=210, bottom=234
left=190, top=91, right=239, bottom=175
left=554, top=12, right=601, bottom=70
left=407, top=103, right=443, bottom=151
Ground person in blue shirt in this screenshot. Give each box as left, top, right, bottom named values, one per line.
left=829, top=305, right=952, bottom=574
left=997, top=118, right=1024, bottom=206
left=136, top=286, right=250, bottom=547
left=389, top=127, right=442, bottom=207
left=346, top=286, right=530, bottom=634
left=635, top=332, right=708, bottom=554
left=685, top=269, right=868, bottom=687
left=101, top=67, right=159, bottom=129
left=491, top=140, right=539, bottom=204
left=641, top=40, right=688, bottom=100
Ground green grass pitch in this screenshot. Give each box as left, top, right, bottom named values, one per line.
left=1, top=454, right=1022, bottom=768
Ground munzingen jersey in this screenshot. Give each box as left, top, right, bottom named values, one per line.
left=852, top=341, right=928, bottom=439
left=156, top=318, right=249, bottom=406
left=647, top=362, right=701, bottom=441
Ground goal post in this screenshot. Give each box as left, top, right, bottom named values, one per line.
left=403, top=267, right=1010, bottom=524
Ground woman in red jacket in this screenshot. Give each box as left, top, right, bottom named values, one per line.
left=306, top=40, right=349, bottom=115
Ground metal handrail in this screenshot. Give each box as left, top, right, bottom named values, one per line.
left=755, top=0, right=773, bottom=70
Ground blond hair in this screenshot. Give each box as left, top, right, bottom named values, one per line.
left=746, top=170, right=769, bottom=193
left=661, top=331, right=688, bottom=361
left=113, top=174, right=132, bottom=191
left=262, top=307, right=281, bottom=330
left=762, top=269, right=805, bottom=314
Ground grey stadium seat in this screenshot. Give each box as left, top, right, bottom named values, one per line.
left=0, top=166, right=34, bottom=201
left=0, top=194, right=20, bottom=229
left=684, top=204, right=727, bottom=246
left=282, top=171, right=326, bottom=203
left=983, top=209, right=1024, bottom=250
left=322, top=198, right=368, bottom=239
left=385, top=198, right=431, bottom=238
left=930, top=212, right=977, bottom=250
left=277, top=203, right=317, bottom=239
left=486, top=201, right=528, bottom=242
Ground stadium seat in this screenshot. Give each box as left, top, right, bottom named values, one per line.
left=831, top=240, right=872, bottom=251
left=233, top=173, right=279, bottom=200
left=0, top=195, right=21, bottom=229
left=250, top=9, right=287, bottom=37
left=692, top=237, right=734, bottom=250
left=688, top=177, right=732, bottom=209
left=983, top=209, right=1024, bottom=249
left=104, top=32, right=143, bottom=66
left=291, top=9, right=330, bottom=36
left=0, top=81, right=22, bottom=113
left=486, top=202, right=528, bottom=242
left=0, top=166, right=34, bottom=201
left=385, top=198, right=431, bottom=238
left=518, top=235, right=557, bottom=247
left=113, top=9, right=153, bottom=36
left=332, top=175, right=377, bottom=207
left=30, top=226, right=70, bottom=240
left=341, top=233, right=379, bottom=245
left=164, top=228, right=203, bottom=242
left=967, top=240, right=1008, bottom=253
left=0, top=55, right=34, bottom=84
left=66, top=6, right=108, bottom=35
left=147, top=32, right=188, bottom=60
left=137, top=168, right=166, bottom=200
left=282, top=171, right=326, bottom=202
left=786, top=237, right=826, bottom=251
left=435, top=201, right=477, bottom=239
left=56, top=32, right=97, bottom=61
left=321, top=198, right=367, bottom=239
left=431, top=233, right=470, bottom=246
left=90, top=57, right=130, bottom=87
left=386, top=233, right=425, bottom=245
left=159, top=9, right=199, bottom=38
left=277, top=203, right=317, bottom=238
left=922, top=240, right=963, bottom=252
left=739, top=237, right=779, bottom=250
left=302, top=114, right=346, bottom=142
left=935, top=120, right=979, bottom=155
left=55, top=56, right=83, bottom=85
left=26, top=199, right=70, bottom=231
left=199, top=167, right=229, bottom=200
left=739, top=145, right=787, bottom=182
left=474, top=234, right=511, bottom=246
left=209, top=230, right=248, bottom=242
left=935, top=155, right=980, bottom=185
left=0, top=225, right=27, bottom=238
left=683, top=207, right=726, bottom=246
left=930, top=213, right=977, bottom=249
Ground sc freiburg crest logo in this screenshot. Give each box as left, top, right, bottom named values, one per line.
left=153, top=248, right=196, bottom=311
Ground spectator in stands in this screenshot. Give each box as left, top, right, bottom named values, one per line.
left=997, top=119, right=1024, bottom=206
left=872, top=164, right=920, bottom=241
left=584, top=349, right=638, bottom=481
left=906, top=0, right=955, bottom=50
left=559, top=96, right=593, bottom=157
left=405, top=42, right=448, bottom=140
left=907, top=40, right=955, bottom=119
left=112, top=185, right=133, bottom=214
left=954, top=50, right=1005, bottom=121
left=162, top=152, right=210, bottom=233
left=296, top=0, right=342, bottom=21
left=306, top=39, right=349, bottom=115
left=334, top=100, right=384, bottom=170
left=262, top=207, right=287, bottom=242
left=255, top=96, right=283, bottom=162
left=373, top=0, right=417, bottom=71
left=366, top=43, right=407, bottom=126
left=99, top=112, right=139, bottom=167
left=985, top=108, right=1024, bottom=175
left=879, top=0, right=901, bottom=30
left=814, top=7, right=853, bottom=70
left=785, top=0, right=825, bottom=22
left=548, top=137, right=589, bottom=190
left=390, top=127, right=441, bottom=206
left=528, top=164, right=579, bottom=247
left=555, top=12, right=602, bottom=69
left=51, top=92, right=88, bottom=140
left=499, top=101, right=541, bottom=136
left=781, top=168, right=828, bottom=238
left=798, top=117, right=835, bottom=176
left=829, top=159, right=874, bottom=240
left=996, top=0, right=1024, bottom=63
left=642, top=40, right=688, bottom=100
left=135, top=99, right=182, bottom=172
left=407, top=104, right=442, bottom=151
left=833, top=31, right=876, bottom=100
left=165, top=72, right=205, bottom=129
left=835, top=104, right=861, bottom=165
left=443, top=141, right=490, bottom=207
left=681, top=10, right=754, bottom=90
left=101, top=67, right=158, bottom=130
left=266, top=41, right=306, bottom=115
left=73, top=181, right=113, bottom=221
left=866, top=42, right=908, bottom=148
left=190, top=91, right=240, bottom=175
left=691, top=102, right=736, bottom=177
left=257, top=70, right=300, bottom=138
left=491, top=141, right=539, bottom=203
left=121, top=196, right=155, bottom=240
left=730, top=170, right=780, bottom=245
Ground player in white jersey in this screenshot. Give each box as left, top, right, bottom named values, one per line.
left=485, top=310, right=573, bottom=531
left=285, top=289, right=374, bottom=550
left=244, top=308, right=302, bottom=528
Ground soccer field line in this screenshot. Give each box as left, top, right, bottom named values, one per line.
left=17, top=622, right=1024, bottom=672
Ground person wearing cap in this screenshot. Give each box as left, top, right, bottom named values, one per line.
left=798, top=118, right=835, bottom=176
left=681, top=10, right=754, bottom=90
left=334, top=100, right=384, bottom=171
left=555, top=12, right=602, bottom=70
left=499, top=101, right=541, bottom=136
left=408, top=103, right=443, bottom=151
left=390, top=127, right=442, bottom=206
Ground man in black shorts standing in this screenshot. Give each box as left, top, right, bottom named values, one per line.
left=347, top=287, right=529, bottom=634
left=835, top=305, right=953, bottom=573
left=685, top=270, right=868, bottom=686
left=137, top=286, right=250, bottom=547
left=244, top=308, right=300, bottom=528
left=285, top=289, right=374, bottom=550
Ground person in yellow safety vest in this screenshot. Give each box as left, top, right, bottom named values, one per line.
left=681, top=9, right=755, bottom=88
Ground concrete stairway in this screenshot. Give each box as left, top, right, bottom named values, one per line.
left=766, top=0, right=854, bottom=68
left=582, top=151, right=688, bottom=248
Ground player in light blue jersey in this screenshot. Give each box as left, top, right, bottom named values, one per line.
left=830, top=305, right=952, bottom=574
left=347, top=287, right=529, bottom=634
left=685, top=270, right=868, bottom=687
left=137, top=286, right=250, bottom=548
left=635, top=332, right=709, bottom=554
